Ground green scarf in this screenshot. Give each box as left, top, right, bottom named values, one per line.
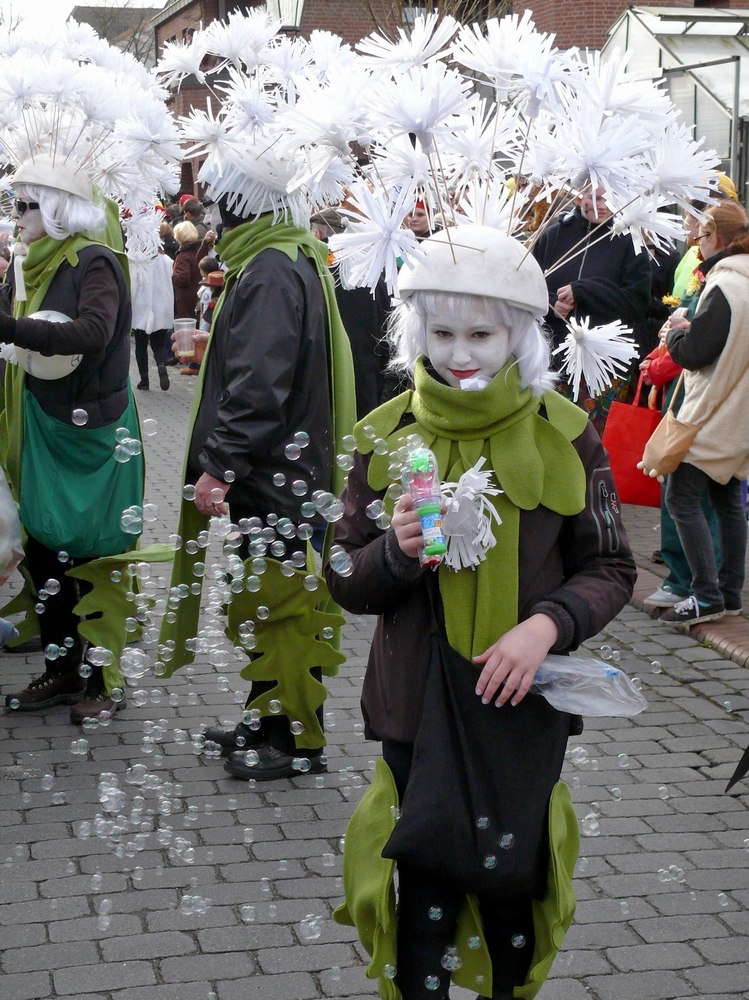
left=160, top=213, right=356, bottom=674
left=356, top=359, right=588, bottom=658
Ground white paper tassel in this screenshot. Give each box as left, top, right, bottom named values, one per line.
left=553, top=318, right=638, bottom=400
left=441, top=459, right=503, bottom=571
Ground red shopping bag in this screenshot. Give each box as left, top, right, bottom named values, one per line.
left=601, top=377, right=662, bottom=508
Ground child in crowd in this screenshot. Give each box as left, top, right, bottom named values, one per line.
left=326, top=226, right=636, bottom=1000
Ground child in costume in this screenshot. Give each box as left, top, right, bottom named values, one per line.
left=326, top=226, right=637, bottom=1000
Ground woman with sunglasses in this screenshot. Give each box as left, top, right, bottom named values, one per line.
left=656, top=200, right=749, bottom=627
left=0, top=155, right=141, bottom=722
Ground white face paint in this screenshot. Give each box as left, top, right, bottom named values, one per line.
left=425, top=309, right=511, bottom=388
left=13, top=192, right=46, bottom=246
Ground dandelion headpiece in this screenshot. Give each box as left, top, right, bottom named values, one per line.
left=158, top=8, right=723, bottom=396
left=0, top=19, right=181, bottom=255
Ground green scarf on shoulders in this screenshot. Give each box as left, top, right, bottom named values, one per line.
left=160, top=213, right=356, bottom=673
left=356, top=359, right=589, bottom=658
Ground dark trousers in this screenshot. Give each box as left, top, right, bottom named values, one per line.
left=233, top=504, right=326, bottom=755
left=23, top=535, right=92, bottom=675
left=665, top=463, right=747, bottom=608
left=383, top=740, right=534, bottom=1000
left=133, top=329, right=168, bottom=377
left=660, top=472, right=722, bottom=598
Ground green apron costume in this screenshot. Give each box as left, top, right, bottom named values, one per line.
left=159, top=214, right=356, bottom=749
left=335, top=360, right=588, bottom=998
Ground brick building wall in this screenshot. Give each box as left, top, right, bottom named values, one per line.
left=513, top=1, right=695, bottom=51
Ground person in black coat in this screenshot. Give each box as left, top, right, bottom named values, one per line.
left=532, top=185, right=652, bottom=350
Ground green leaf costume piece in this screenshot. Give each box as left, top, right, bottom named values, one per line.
left=355, top=359, right=589, bottom=658
left=66, top=544, right=175, bottom=692
left=334, top=759, right=579, bottom=1000
left=225, top=558, right=345, bottom=749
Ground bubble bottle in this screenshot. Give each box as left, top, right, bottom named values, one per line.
left=405, top=448, right=447, bottom=568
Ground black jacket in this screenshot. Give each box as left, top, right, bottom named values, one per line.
left=532, top=208, right=652, bottom=350
left=0, top=245, right=131, bottom=428
left=325, top=416, right=636, bottom=744
left=188, top=246, right=333, bottom=519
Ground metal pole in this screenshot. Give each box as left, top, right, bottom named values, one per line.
left=733, top=55, right=741, bottom=186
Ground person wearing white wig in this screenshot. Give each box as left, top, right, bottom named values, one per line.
left=326, top=226, right=636, bottom=1000
left=0, top=155, right=143, bottom=723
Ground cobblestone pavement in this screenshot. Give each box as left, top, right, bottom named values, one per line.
left=0, top=363, right=747, bottom=1000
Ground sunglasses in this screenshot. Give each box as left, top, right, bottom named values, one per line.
left=696, top=232, right=712, bottom=242
left=13, top=199, right=40, bottom=215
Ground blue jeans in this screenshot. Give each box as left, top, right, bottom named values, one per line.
left=665, top=463, right=747, bottom=609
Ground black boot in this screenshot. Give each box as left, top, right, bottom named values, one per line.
left=203, top=721, right=263, bottom=756
left=137, top=375, right=149, bottom=390
left=224, top=745, right=327, bottom=781
left=157, top=364, right=170, bottom=391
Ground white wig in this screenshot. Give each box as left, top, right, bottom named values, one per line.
left=15, top=183, right=107, bottom=241
left=388, top=290, right=556, bottom=397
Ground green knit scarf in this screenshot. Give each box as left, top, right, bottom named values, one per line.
left=160, top=213, right=356, bottom=674
left=356, top=359, right=589, bottom=658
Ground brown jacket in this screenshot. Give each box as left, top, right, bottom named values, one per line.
left=172, top=240, right=205, bottom=319
left=325, top=419, right=637, bottom=744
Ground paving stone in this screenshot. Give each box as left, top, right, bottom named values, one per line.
left=605, top=941, right=703, bottom=971
left=159, top=952, right=257, bottom=982
left=217, top=971, right=319, bottom=999
left=2, top=939, right=99, bottom=974
left=0, top=971, right=52, bottom=999
left=584, top=970, right=692, bottom=999
left=53, top=961, right=157, bottom=994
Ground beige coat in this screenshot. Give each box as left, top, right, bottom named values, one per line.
left=679, top=254, right=749, bottom=484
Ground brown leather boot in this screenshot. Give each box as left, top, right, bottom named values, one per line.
left=5, top=672, right=87, bottom=711
left=70, top=690, right=127, bottom=725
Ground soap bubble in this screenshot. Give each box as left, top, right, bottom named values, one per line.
left=362, top=424, right=376, bottom=439
left=72, top=408, right=88, bottom=426
left=499, top=833, right=514, bottom=850
left=511, top=934, right=526, bottom=949
left=294, top=431, right=310, bottom=448
left=329, top=545, right=353, bottom=577
left=336, top=453, right=354, bottom=471
left=142, top=418, right=157, bottom=436
left=366, top=500, right=385, bottom=519
left=581, top=814, right=600, bottom=837
left=285, top=443, right=301, bottom=461
left=268, top=699, right=282, bottom=714
left=658, top=786, right=670, bottom=800
left=322, top=627, right=334, bottom=640
left=303, top=574, right=318, bottom=592
left=45, top=643, right=60, bottom=661
left=441, top=947, right=462, bottom=971
left=718, top=892, right=729, bottom=907
left=383, top=964, right=397, bottom=979
left=610, top=787, right=623, bottom=801
left=373, top=438, right=389, bottom=455
left=41, top=774, right=55, bottom=791
left=299, top=914, right=323, bottom=941
left=292, top=480, right=308, bottom=497
left=425, top=976, right=440, bottom=991
left=241, top=905, right=255, bottom=922
left=483, top=854, right=497, bottom=869
left=45, top=578, right=61, bottom=595
left=618, top=753, right=629, bottom=768
left=290, top=721, right=304, bottom=736
left=600, top=644, right=613, bottom=660
left=183, top=484, right=197, bottom=501
left=620, top=900, right=630, bottom=916
left=428, top=907, right=442, bottom=921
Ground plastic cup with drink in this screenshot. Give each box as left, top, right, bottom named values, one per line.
left=173, top=318, right=197, bottom=359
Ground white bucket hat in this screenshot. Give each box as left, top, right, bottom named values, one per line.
left=398, top=225, right=549, bottom=316
left=12, top=154, right=94, bottom=204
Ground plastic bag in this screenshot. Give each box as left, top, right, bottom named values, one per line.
left=531, top=654, right=647, bottom=717
left=0, top=465, right=23, bottom=586
left=0, top=618, right=18, bottom=645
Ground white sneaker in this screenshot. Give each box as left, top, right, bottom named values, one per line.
left=643, top=586, right=682, bottom=607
